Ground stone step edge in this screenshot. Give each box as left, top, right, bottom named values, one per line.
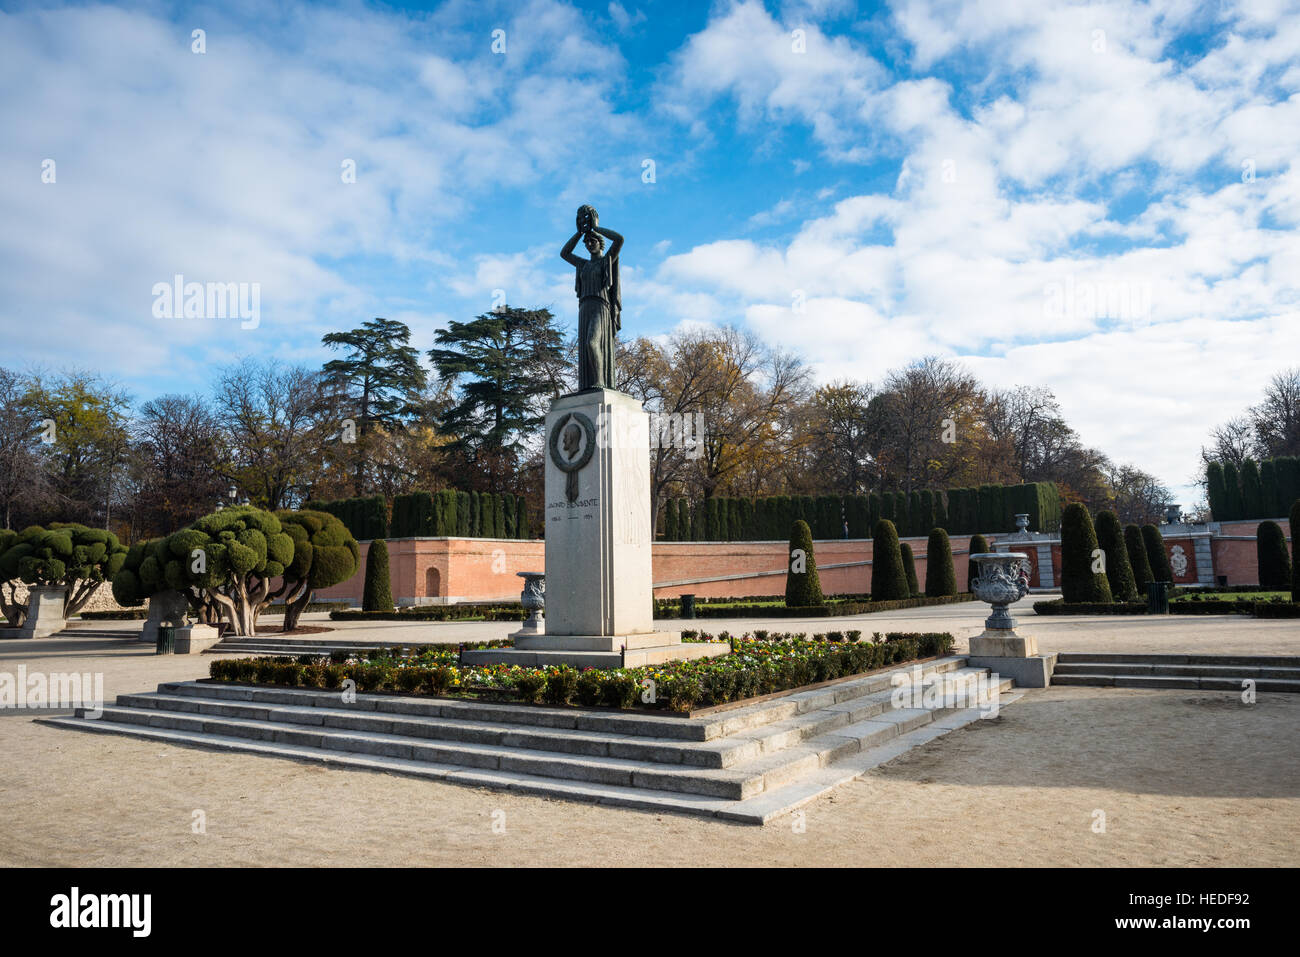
left=1055, top=653, right=1300, bottom=667
left=80, top=691, right=999, bottom=801
left=157, top=655, right=977, bottom=743
left=1053, top=663, right=1300, bottom=678
left=1051, top=674, right=1300, bottom=692
left=35, top=690, right=1026, bottom=824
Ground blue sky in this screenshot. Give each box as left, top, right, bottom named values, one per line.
left=3, top=0, right=1300, bottom=506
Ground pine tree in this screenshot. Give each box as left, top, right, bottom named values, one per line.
left=784, top=520, right=824, bottom=607
left=924, top=528, right=956, bottom=597
left=1061, top=504, right=1113, bottom=603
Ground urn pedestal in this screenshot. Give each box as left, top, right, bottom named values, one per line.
left=966, top=552, right=1056, bottom=688
left=461, top=389, right=727, bottom=670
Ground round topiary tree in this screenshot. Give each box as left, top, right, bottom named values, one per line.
left=1256, top=520, right=1292, bottom=591
left=966, top=534, right=990, bottom=592
left=157, top=506, right=296, bottom=636
left=784, top=519, right=823, bottom=607
left=1142, top=524, right=1173, bottom=582
left=1124, top=524, right=1153, bottom=594
left=900, top=543, right=919, bottom=597
left=924, top=528, right=956, bottom=597
left=363, top=538, right=394, bottom=612
left=0, top=523, right=127, bottom=624
left=275, top=510, right=361, bottom=630
left=1095, top=510, right=1138, bottom=601
left=1060, top=503, right=1113, bottom=603
left=871, top=520, right=909, bottom=600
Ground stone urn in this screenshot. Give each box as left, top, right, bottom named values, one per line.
left=970, top=552, right=1031, bottom=631
left=515, top=572, right=545, bottom=636
left=1013, top=512, right=1030, bottom=535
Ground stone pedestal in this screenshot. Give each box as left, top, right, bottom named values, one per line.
left=173, top=624, right=221, bottom=655
left=462, top=388, right=730, bottom=671
left=969, top=629, right=1038, bottom=658
left=140, top=590, right=189, bottom=643
left=6, top=586, right=69, bottom=639
left=967, top=628, right=1055, bottom=688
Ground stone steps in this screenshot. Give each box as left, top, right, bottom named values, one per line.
left=1050, top=653, right=1300, bottom=693
left=39, top=656, right=1020, bottom=823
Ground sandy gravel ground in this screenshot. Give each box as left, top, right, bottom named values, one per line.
left=2, top=631, right=1297, bottom=866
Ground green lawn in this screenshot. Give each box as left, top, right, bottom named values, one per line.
left=1172, top=591, right=1289, bottom=601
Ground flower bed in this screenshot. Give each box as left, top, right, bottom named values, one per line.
left=207, top=631, right=955, bottom=713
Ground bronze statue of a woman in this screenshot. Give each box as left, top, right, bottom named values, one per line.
left=561, top=204, right=623, bottom=391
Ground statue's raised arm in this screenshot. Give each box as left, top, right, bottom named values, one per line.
left=565, top=205, right=622, bottom=391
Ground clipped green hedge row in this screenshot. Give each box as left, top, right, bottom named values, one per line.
left=1034, top=598, right=1298, bottom=617
left=660, top=482, right=1060, bottom=541
left=309, top=495, right=388, bottom=541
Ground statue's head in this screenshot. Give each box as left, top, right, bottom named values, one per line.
left=583, top=230, right=604, bottom=255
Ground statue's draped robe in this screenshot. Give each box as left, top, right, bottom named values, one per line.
left=575, top=252, right=619, bottom=391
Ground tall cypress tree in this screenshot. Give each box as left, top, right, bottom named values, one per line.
left=663, top=499, right=678, bottom=541
left=362, top=539, right=394, bottom=612
left=1291, top=499, right=1300, bottom=602
left=785, top=520, right=824, bottom=607
left=1223, top=461, right=1243, bottom=521
left=871, top=520, right=909, bottom=600
left=1206, top=462, right=1227, bottom=520
left=967, top=533, right=989, bottom=592
left=1142, top=524, right=1173, bottom=582
left=1061, top=504, right=1113, bottom=603
left=1260, top=459, right=1279, bottom=517
left=924, top=528, right=956, bottom=597
left=900, top=543, right=920, bottom=597
left=1257, top=521, right=1292, bottom=590
left=1240, top=459, right=1264, bottom=519
left=1125, top=524, right=1153, bottom=593
left=1095, top=509, right=1138, bottom=601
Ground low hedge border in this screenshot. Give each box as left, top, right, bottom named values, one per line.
left=665, top=593, right=974, bottom=619
left=1034, top=598, right=1300, bottom=617
left=79, top=609, right=150, bottom=620
left=208, top=631, right=955, bottom=713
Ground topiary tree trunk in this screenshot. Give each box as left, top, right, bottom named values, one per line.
left=871, top=520, right=909, bottom=600
left=924, top=528, right=956, bottom=597
left=901, top=543, right=919, bottom=597
left=362, top=539, right=395, bottom=612
left=1095, top=510, right=1138, bottom=601
left=966, top=534, right=989, bottom=592
left=784, top=520, right=823, bottom=607
left=1257, top=521, right=1293, bottom=591
left=1061, top=503, right=1113, bottom=603
left=1141, top=524, right=1173, bottom=582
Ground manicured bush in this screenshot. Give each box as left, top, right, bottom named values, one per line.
left=1257, top=521, right=1293, bottom=591
left=362, top=539, right=394, bottom=612
left=1125, top=524, right=1153, bottom=593
left=1095, top=510, right=1138, bottom=602
left=516, top=497, right=531, bottom=540
left=1142, top=524, right=1173, bottom=582
left=275, top=509, right=361, bottom=630
left=967, top=534, right=990, bottom=590
left=0, top=523, right=128, bottom=624
left=785, top=520, right=824, bottom=607
left=871, top=520, right=909, bottom=601
left=924, top=528, right=956, bottom=597
left=900, top=543, right=919, bottom=597
left=1060, top=503, right=1113, bottom=603
left=663, top=499, right=678, bottom=541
